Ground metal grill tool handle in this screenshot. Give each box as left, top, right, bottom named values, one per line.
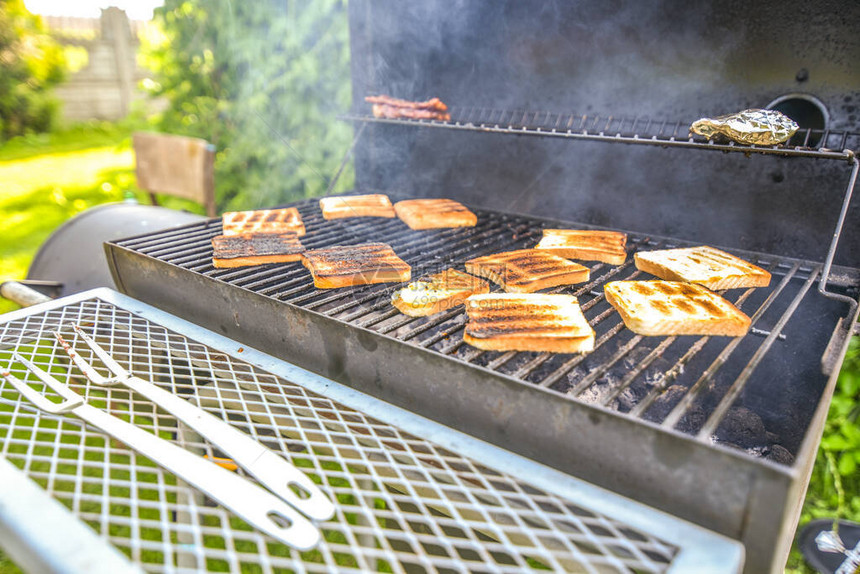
left=57, top=325, right=335, bottom=522
left=2, top=353, right=321, bottom=551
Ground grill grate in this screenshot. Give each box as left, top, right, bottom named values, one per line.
left=0, top=295, right=737, bottom=573
left=110, top=198, right=859, bottom=462
left=107, top=200, right=860, bottom=462
left=342, top=107, right=860, bottom=161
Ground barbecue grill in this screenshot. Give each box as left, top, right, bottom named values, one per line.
left=103, top=1, right=860, bottom=572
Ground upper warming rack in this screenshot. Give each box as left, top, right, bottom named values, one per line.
left=342, top=106, right=859, bottom=161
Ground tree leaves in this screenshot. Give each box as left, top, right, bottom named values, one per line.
left=150, top=0, right=353, bottom=210
left=0, top=0, right=65, bottom=142
left=801, top=337, right=860, bottom=527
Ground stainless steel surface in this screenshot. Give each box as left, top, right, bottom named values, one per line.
left=105, top=199, right=860, bottom=574
left=0, top=289, right=744, bottom=573
left=2, top=352, right=321, bottom=551
left=0, top=456, right=144, bottom=574
left=57, top=324, right=334, bottom=522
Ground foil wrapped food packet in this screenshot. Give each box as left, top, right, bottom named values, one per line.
left=690, top=109, right=799, bottom=146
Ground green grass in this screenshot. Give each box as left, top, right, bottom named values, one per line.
left=0, top=556, right=21, bottom=574
left=0, top=121, right=204, bottom=315
left=0, top=121, right=138, bottom=162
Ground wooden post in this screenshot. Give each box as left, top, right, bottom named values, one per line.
left=102, top=7, right=134, bottom=118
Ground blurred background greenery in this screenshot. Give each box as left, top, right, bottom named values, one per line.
left=0, top=1, right=858, bottom=572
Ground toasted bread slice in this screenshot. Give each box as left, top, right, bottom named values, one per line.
left=301, top=243, right=411, bottom=288
left=212, top=232, right=304, bottom=268
left=464, top=249, right=589, bottom=293
left=634, top=246, right=770, bottom=290
left=394, top=199, right=478, bottom=230
left=392, top=268, right=489, bottom=317
left=463, top=293, right=595, bottom=353
left=535, top=229, right=627, bottom=265
left=319, top=194, right=395, bottom=220
left=222, top=207, right=306, bottom=237
left=604, top=280, right=751, bottom=337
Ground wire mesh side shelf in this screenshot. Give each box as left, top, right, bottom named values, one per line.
left=0, top=295, right=743, bottom=573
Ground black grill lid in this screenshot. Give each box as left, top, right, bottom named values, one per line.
left=347, top=0, right=860, bottom=267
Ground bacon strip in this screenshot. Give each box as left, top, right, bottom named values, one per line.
left=371, top=104, right=451, bottom=121
left=365, top=95, right=448, bottom=111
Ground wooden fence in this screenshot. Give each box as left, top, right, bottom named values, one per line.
left=44, top=8, right=163, bottom=122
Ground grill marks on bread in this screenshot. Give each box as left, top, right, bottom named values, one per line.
left=535, top=229, right=627, bottom=265
left=464, top=293, right=595, bottom=353
left=392, top=268, right=489, bottom=317
left=218, top=206, right=761, bottom=348
left=465, top=249, right=589, bottom=293
left=301, top=243, right=410, bottom=288
left=394, top=199, right=477, bottom=230
left=319, top=194, right=396, bottom=220
left=604, top=280, right=751, bottom=337
left=212, top=232, right=304, bottom=268
left=222, top=207, right=306, bottom=237
left=635, top=246, right=770, bottom=290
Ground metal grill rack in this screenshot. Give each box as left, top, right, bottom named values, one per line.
left=108, top=198, right=858, bottom=456
left=341, top=107, right=860, bottom=161
left=0, top=290, right=742, bottom=573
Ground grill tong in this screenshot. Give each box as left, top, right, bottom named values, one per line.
left=54, top=325, right=334, bottom=522
left=1, top=334, right=329, bottom=551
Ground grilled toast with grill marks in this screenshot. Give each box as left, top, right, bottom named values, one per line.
left=464, top=249, right=589, bottom=293
left=394, top=199, right=478, bottom=230
left=212, top=232, right=305, bottom=268
left=222, top=207, right=306, bottom=237
left=634, top=245, right=771, bottom=290
left=319, top=194, right=396, bottom=220
left=392, top=268, right=489, bottom=317
left=535, top=229, right=627, bottom=265
left=604, top=280, right=751, bottom=337
left=301, top=243, right=411, bottom=288
left=463, top=293, right=595, bottom=353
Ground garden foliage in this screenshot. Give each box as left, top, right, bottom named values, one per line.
left=148, top=0, right=353, bottom=211
left=803, top=337, right=860, bottom=523
left=0, top=0, right=65, bottom=142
